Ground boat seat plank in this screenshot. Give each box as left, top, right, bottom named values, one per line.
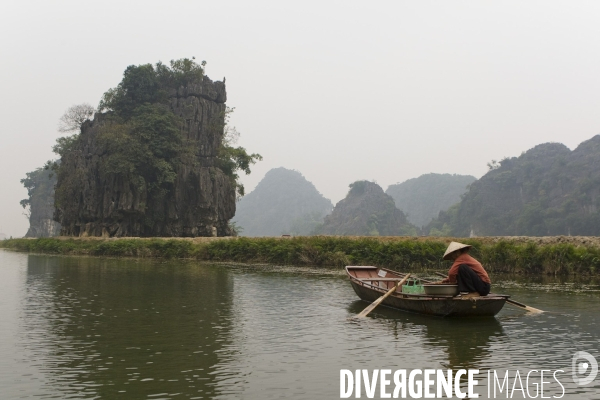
left=401, top=293, right=509, bottom=299
left=357, top=278, right=408, bottom=281
left=400, top=293, right=455, bottom=298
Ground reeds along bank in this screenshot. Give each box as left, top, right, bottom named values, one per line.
left=2, top=237, right=599, bottom=275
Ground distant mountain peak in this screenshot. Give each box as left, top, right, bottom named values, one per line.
left=232, top=167, right=332, bottom=236
left=318, top=180, right=417, bottom=236
left=386, top=173, right=476, bottom=227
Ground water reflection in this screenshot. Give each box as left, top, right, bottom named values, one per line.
left=347, top=301, right=506, bottom=370
left=22, top=255, right=235, bottom=399
left=423, top=318, right=505, bottom=370
left=0, top=251, right=598, bottom=399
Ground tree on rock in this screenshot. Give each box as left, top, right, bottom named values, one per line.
left=58, top=103, right=95, bottom=133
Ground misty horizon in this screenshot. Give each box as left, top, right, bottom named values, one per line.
left=2, top=1, right=600, bottom=237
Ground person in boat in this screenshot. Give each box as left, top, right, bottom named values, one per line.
left=439, top=242, right=491, bottom=296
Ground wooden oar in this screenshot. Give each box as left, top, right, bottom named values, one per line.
left=354, top=274, right=411, bottom=319
left=433, top=272, right=543, bottom=313
left=433, top=271, right=448, bottom=280
left=503, top=298, right=544, bottom=313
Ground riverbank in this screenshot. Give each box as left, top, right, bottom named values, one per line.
left=2, top=235, right=600, bottom=275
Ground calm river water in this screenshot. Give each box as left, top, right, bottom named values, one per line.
left=1, top=250, right=599, bottom=399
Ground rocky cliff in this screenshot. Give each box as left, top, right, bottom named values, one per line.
left=426, top=135, right=600, bottom=236
left=317, top=181, right=417, bottom=236
left=232, top=167, right=333, bottom=236
left=21, top=166, right=61, bottom=238
left=55, top=75, right=236, bottom=237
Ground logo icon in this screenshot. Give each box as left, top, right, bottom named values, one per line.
left=572, top=351, right=598, bottom=386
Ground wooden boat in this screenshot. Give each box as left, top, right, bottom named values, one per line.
left=346, top=266, right=508, bottom=317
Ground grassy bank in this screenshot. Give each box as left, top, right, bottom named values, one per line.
left=1, top=236, right=599, bottom=275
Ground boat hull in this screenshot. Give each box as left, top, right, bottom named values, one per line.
left=347, top=266, right=506, bottom=317
left=350, top=281, right=505, bottom=317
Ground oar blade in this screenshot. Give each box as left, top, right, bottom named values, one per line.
left=524, top=305, right=544, bottom=313
left=506, top=299, right=544, bottom=313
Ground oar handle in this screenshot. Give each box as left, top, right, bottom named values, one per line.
left=355, top=274, right=411, bottom=318
left=506, top=299, right=527, bottom=308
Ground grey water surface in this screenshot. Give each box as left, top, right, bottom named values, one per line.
left=0, top=250, right=598, bottom=399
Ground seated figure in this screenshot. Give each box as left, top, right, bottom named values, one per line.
left=440, top=241, right=491, bottom=296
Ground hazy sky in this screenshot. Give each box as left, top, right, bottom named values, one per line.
left=1, top=1, right=600, bottom=237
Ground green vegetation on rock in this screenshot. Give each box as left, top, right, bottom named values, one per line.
left=386, top=173, right=476, bottom=227
left=53, top=58, right=260, bottom=237
left=20, top=166, right=61, bottom=237
left=97, top=59, right=206, bottom=118
left=426, top=136, right=600, bottom=236
left=232, top=167, right=333, bottom=236
left=89, top=59, right=260, bottom=200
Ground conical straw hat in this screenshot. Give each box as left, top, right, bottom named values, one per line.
left=443, top=241, right=472, bottom=260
